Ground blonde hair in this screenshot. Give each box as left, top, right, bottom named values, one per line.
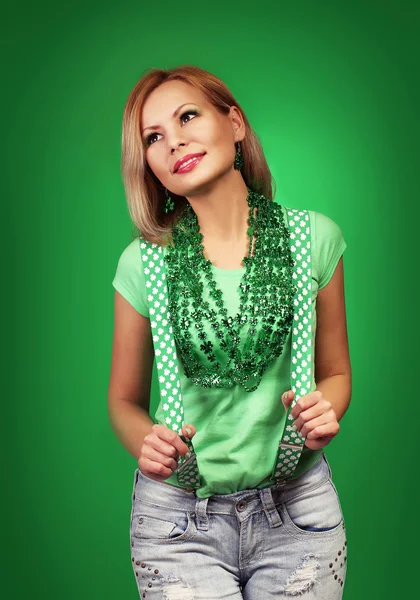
left=121, top=65, right=275, bottom=246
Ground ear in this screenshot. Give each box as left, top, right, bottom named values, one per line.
left=229, top=106, right=246, bottom=141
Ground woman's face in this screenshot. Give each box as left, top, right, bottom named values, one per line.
left=141, top=80, right=244, bottom=197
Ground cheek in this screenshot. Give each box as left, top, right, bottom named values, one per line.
left=146, top=151, right=167, bottom=181
left=212, top=128, right=236, bottom=163
left=205, top=123, right=230, bottom=149
left=197, top=128, right=234, bottom=168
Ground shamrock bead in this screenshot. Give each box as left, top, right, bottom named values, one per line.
left=165, top=188, right=296, bottom=392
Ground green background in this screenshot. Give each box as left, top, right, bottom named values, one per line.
left=3, top=0, right=418, bottom=597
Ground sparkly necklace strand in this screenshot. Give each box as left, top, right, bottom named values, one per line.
left=164, top=188, right=296, bottom=392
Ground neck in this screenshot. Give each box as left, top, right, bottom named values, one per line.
left=185, top=171, right=250, bottom=242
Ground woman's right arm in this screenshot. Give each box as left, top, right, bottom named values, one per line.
left=107, top=291, right=194, bottom=479
left=107, top=290, right=155, bottom=461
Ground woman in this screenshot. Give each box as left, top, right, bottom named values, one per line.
left=109, top=65, right=351, bottom=599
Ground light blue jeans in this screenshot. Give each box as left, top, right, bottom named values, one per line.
left=129, top=453, right=347, bottom=599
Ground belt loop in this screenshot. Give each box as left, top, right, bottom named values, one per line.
left=260, top=487, right=283, bottom=528
left=194, top=497, right=209, bottom=531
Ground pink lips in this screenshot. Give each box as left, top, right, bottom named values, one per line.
left=173, top=153, right=205, bottom=173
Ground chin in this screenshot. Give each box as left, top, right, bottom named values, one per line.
left=172, top=175, right=214, bottom=198
left=178, top=167, right=232, bottom=198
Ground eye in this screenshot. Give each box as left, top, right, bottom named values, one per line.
left=180, top=110, right=199, bottom=124
left=144, top=110, right=199, bottom=147
left=144, top=132, right=162, bottom=147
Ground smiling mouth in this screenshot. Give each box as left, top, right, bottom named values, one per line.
left=175, top=154, right=205, bottom=173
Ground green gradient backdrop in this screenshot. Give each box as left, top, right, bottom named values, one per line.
left=3, top=1, right=418, bottom=598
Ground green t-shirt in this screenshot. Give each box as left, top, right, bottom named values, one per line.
left=112, top=205, right=347, bottom=498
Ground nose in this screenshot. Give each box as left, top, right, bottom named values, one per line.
left=165, top=125, right=188, bottom=154
left=170, top=141, right=186, bottom=154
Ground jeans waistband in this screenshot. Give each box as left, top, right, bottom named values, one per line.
left=134, top=453, right=328, bottom=525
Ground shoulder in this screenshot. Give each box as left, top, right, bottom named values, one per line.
left=116, top=237, right=142, bottom=263
left=307, top=209, right=344, bottom=240
left=281, top=204, right=344, bottom=240
left=281, top=205, right=347, bottom=290
left=113, top=237, right=144, bottom=282
left=112, top=237, right=150, bottom=316
left=308, top=210, right=347, bottom=290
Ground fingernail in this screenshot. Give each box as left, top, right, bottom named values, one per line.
left=292, top=424, right=297, bottom=431
left=185, top=427, right=192, bottom=436
left=284, top=392, right=289, bottom=401
left=185, top=452, right=191, bottom=459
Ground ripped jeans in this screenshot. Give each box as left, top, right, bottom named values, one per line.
left=129, top=453, right=347, bottom=599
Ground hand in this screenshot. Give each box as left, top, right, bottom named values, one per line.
left=138, top=423, right=197, bottom=482
left=281, top=390, right=340, bottom=450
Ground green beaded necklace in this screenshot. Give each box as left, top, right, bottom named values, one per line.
left=164, top=188, right=297, bottom=393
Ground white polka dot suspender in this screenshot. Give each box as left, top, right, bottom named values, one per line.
left=140, top=239, right=201, bottom=490
left=140, top=208, right=312, bottom=491
left=271, top=209, right=312, bottom=484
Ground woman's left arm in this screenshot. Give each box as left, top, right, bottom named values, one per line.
left=282, top=256, right=352, bottom=450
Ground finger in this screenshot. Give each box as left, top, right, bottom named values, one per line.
left=291, top=391, right=322, bottom=419
left=297, top=413, right=333, bottom=438
left=181, top=423, right=196, bottom=440
left=153, top=425, right=190, bottom=456
left=147, top=436, right=180, bottom=460
left=293, top=403, right=332, bottom=432
left=281, top=390, right=294, bottom=411
left=306, top=421, right=340, bottom=440
left=142, top=446, right=178, bottom=472
left=140, top=460, right=174, bottom=480
left=304, top=435, right=335, bottom=451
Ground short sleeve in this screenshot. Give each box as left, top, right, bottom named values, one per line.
left=112, top=238, right=149, bottom=317
left=311, top=211, right=347, bottom=290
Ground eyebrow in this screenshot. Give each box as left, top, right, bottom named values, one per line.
left=141, top=103, right=195, bottom=136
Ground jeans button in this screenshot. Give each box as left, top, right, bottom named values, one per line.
left=236, top=500, right=247, bottom=512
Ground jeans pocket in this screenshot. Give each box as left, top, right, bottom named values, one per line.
left=131, top=502, right=196, bottom=544
left=282, top=478, right=344, bottom=534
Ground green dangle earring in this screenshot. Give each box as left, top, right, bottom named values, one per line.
left=234, top=141, right=244, bottom=170
left=164, top=188, right=175, bottom=213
